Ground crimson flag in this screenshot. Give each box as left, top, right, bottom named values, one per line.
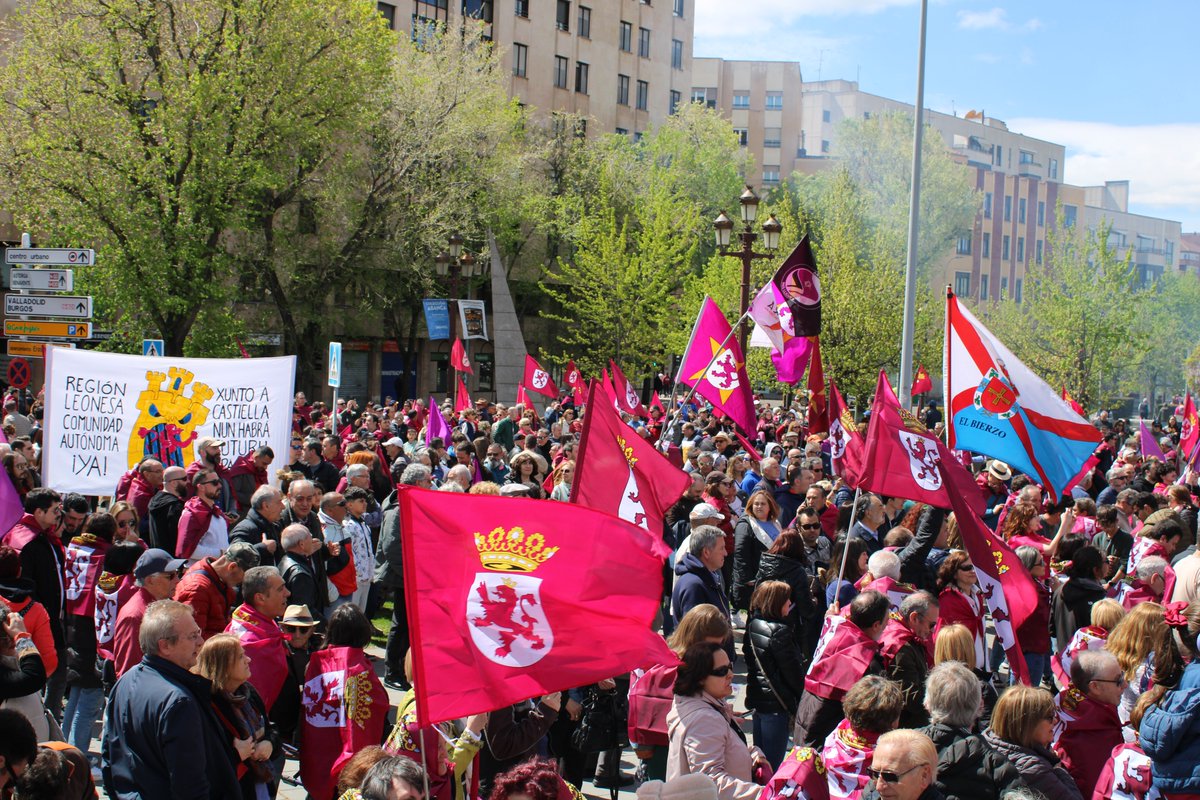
left=522, top=354, right=558, bottom=398
left=857, top=370, right=986, bottom=514
left=650, top=392, right=665, bottom=413
left=455, top=374, right=471, bottom=413
left=572, top=385, right=585, bottom=406
left=563, top=360, right=583, bottom=390
left=804, top=614, right=880, bottom=701
left=450, top=339, right=473, bottom=374
left=940, top=462, right=1039, bottom=685
left=609, top=360, right=648, bottom=418
left=827, top=382, right=863, bottom=484
left=516, top=384, right=532, bottom=407
left=911, top=364, right=933, bottom=396
left=1182, top=394, right=1200, bottom=470
left=807, top=338, right=828, bottom=434
left=572, top=381, right=689, bottom=552
left=399, top=487, right=677, bottom=725
left=1061, top=386, right=1084, bottom=416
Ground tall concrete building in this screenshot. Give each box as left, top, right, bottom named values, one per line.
left=378, top=0, right=695, bottom=138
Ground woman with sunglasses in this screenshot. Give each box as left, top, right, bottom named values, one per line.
left=667, top=641, right=769, bottom=800
left=982, top=685, right=1082, bottom=800
left=109, top=501, right=147, bottom=549
left=934, top=551, right=987, bottom=672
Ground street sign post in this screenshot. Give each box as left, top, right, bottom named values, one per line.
left=328, top=341, right=342, bottom=388
left=8, top=269, right=74, bottom=291
left=6, top=359, right=30, bottom=389
left=143, top=339, right=165, bottom=357
left=4, top=294, right=92, bottom=319
left=6, top=341, right=75, bottom=358
left=4, top=248, right=95, bottom=266
left=3, top=320, right=90, bottom=338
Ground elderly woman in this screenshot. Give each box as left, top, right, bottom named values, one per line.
left=667, top=641, right=768, bottom=800
left=982, top=685, right=1082, bottom=800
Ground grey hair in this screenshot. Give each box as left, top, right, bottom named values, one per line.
left=1117, top=488, right=1140, bottom=505
left=286, top=478, right=315, bottom=498
left=923, top=661, right=982, bottom=728
left=400, top=463, right=432, bottom=486
left=241, top=566, right=281, bottom=607
left=250, top=485, right=281, bottom=512
left=867, top=550, right=901, bottom=580
left=346, top=463, right=371, bottom=479
left=281, top=524, right=313, bottom=551
left=688, top=525, right=723, bottom=557
left=439, top=482, right=465, bottom=493
left=446, top=464, right=472, bottom=483
left=1106, top=466, right=1125, bottom=482
left=361, top=755, right=427, bottom=800
left=899, top=590, right=938, bottom=619
left=1018, top=485, right=1041, bottom=503
left=1015, top=545, right=1041, bottom=573
left=137, top=599, right=194, bottom=656
left=1136, top=555, right=1169, bottom=582
left=1071, top=648, right=1119, bottom=688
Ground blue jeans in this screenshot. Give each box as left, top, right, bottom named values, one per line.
left=62, top=686, right=104, bottom=755
left=1014, top=652, right=1051, bottom=687
left=753, top=711, right=791, bottom=771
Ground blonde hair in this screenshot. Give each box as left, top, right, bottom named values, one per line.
left=934, top=623, right=974, bottom=666
left=109, top=500, right=140, bottom=532
left=194, top=633, right=246, bottom=693
left=469, top=481, right=501, bottom=495
left=945, top=514, right=962, bottom=550
left=991, top=685, right=1054, bottom=748
left=1107, top=602, right=1166, bottom=680
left=667, top=604, right=732, bottom=656
left=1091, top=598, right=1126, bottom=632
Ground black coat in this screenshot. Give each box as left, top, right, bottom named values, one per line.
left=920, top=723, right=1026, bottom=800
left=229, top=509, right=284, bottom=568
left=1052, top=576, right=1107, bottom=645
left=755, top=552, right=820, bottom=655
left=897, top=506, right=946, bottom=593
left=147, top=490, right=185, bottom=556
left=732, top=517, right=772, bottom=611
left=279, top=552, right=321, bottom=616
left=743, top=615, right=806, bottom=715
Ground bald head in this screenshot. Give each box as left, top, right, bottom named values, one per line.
left=162, top=466, right=187, bottom=497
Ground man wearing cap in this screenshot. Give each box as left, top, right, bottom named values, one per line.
left=272, top=604, right=319, bottom=748
left=112, top=548, right=186, bottom=678
left=382, top=436, right=405, bottom=466
left=279, top=524, right=327, bottom=618
left=977, top=461, right=1012, bottom=530
left=174, top=542, right=260, bottom=640
left=148, top=465, right=188, bottom=555
left=186, top=436, right=234, bottom=509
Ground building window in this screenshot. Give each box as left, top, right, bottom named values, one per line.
left=671, top=39, right=683, bottom=69
left=1017, top=237, right=1025, bottom=263
left=577, top=5, right=590, bottom=37
left=956, top=235, right=971, bottom=255
left=980, top=274, right=989, bottom=301
left=983, top=192, right=992, bottom=219
left=633, top=131, right=643, bottom=142
left=669, top=89, right=681, bottom=114
left=1036, top=239, right=1043, bottom=265
left=1002, top=234, right=1011, bottom=260
left=822, top=109, right=831, bottom=123
left=1049, top=158, right=1059, bottom=179
left=575, top=61, right=589, bottom=94
left=638, top=27, right=651, bottom=58
left=411, top=15, right=439, bottom=48
left=1063, top=204, right=1077, bottom=228
left=733, top=128, right=748, bottom=147
left=1167, top=239, right=1175, bottom=266
left=732, top=91, right=749, bottom=109
left=994, top=145, right=1003, bottom=167
left=982, top=233, right=990, bottom=258
left=515, top=0, right=528, bottom=16
left=766, top=92, right=783, bottom=110
left=1019, top=150, right=1035, bottom=165
left=1004, top=195, right=1012, bottom=222
left=553, top=56, right=568, bottom=89
left=820, top=139, right=830, bottom=154
left=763, top=168, right=780, bottom=186
left=1014, top=279, right=1023, bottom=303
left=1037, top=201, right=1045, bottom=227
left=556, top=0, right=570, bottom=30
left=763, top=128, right=781, bottom=148
left=674, top=0, right=684, bottom=16
left=619, top=21, right=631, bottom=51
left=1018, top=198, right=1026, bottom=224
left=377, top=2, right=396, bottom=29
left=692, top=87, right=716, bottom=109
left=636, top=79, right=648, bottom=110
left=617, top=74, right=630, bottom=105
left=955, top=272, right=971, bottom=297
left=512, top=43, right=527, bottom=77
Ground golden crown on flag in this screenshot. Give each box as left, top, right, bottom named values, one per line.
left=474, top=527, right=559, bottom=572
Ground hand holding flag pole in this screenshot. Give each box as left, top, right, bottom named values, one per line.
left=830, top=487, right=863, bottom=613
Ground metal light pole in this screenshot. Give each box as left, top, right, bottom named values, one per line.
left=898, top=0, right=929, bottom=411
left=435, top=233, right=483, bottom=391
left=713, top=186, right=782, bottom=353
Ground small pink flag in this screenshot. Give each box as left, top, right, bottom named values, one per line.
left=455, top=375, right=471, bottom=413
left=425, top=396, right=451, bottom=446
left=675, top=296, right=756, bottom=435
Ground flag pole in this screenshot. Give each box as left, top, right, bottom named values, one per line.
left=831, top=487, right=863, bottom=612
left=898, top=0, right=929, bottom=411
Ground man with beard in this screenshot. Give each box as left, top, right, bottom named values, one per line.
left=185, top=437, right=235, bottom=515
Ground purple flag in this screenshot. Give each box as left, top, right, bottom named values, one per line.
left=425, top=395, right=451, bottom=447
left=1140, top=419, right=1166, bottom=462
left=767, top=282, right=813, bottom=383
left=0, top=428, right=22, bottom=535
left=771, top=236, right=822, bottom=337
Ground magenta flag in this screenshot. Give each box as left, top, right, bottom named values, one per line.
left=425, top=396, right=451, bottom=447
left=0, top=428, right=21, bottom=536
left=1140, top=419, right=1166, bottom=462
left=609, top=360, right=648, bottom=418
left=675, top=296, right=757, bottom=434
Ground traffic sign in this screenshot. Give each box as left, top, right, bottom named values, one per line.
left=6, top=341, right=75, bottom=358
left=4, top=248, right=94, bottom=266
left=328, top=341, right=342, bottom=388
left=9, top=269, right=74, bottom=291
left=6, top=358, right=30, bottom=389
left=143, top=339, right=165, bottom=357
left=3, top=320, right=89, bottom=338
left=4, top=294, right=92, bottom=319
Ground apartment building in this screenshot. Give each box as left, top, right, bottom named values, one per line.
left=379, top=0, right=695, bottom=138
left=690, top=58, right=804, bottom=189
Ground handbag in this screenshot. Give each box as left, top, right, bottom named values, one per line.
left=570, top=686, right=629, bottom=753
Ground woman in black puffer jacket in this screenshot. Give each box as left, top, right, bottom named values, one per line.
left=754, top=528, right=820, bottom=659
left=742, top=580, right=807, bottom=771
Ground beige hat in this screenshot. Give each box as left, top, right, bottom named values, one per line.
left=281, top=604, right=317, bottom=627
left=987, top=460, right=1013, bottom=482
left=689, top=502, right=723, bottom=522
left=636, top=774, right=718, bottom=800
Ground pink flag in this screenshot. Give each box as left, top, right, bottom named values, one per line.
left=399, top=486, right=677, bottom=725
left=749, top=281, right=813, bottom=384
left=450, top=339, right=473, bottom=374
left=1139, top=419, right=1166, bottom=462
left=522, top=354, right=559, bottom=398
left=455, top=375, right=471, bottom=413
left=675, top=296, right=756, bottom=435
left=828, top=382, right=863, bottom=484
left=609, top=360, right=648, bottom=418
left=1182, top=394, right=1199, bottom=461
left=650, top=392, right=665, bottom=413
left=563, top=360, right=583, bottom=391
left=0, top=427, right=24, bottom=536
left=425, top=396, right=451, bottom=446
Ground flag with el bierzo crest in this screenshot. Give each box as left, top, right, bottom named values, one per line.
left=399, top=487, right=677, bottom=725
left=675, top=296, right=757, bottom=434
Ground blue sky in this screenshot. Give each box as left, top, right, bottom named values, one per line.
left=694, top=0, right=1200, bottom=231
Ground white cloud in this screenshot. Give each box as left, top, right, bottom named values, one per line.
left=1008, top=118, right=1200, bottom=228
left=957, top=7, right=1007, bottom=30
left=1023, top=17, right=1044, bottom=31
left=693, top=0, right=915, bottom=48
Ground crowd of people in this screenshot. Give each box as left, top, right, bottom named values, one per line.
left=2, top=385, right=1200, bottom=800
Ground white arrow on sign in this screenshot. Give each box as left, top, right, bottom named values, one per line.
left=9, top=269, right=74, bottom=291
left=4, top=294, right=92, bottom=319
left=4, top=248, right=95, bottom=265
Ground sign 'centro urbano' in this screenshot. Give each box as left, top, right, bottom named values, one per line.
left=4, top=247, right=95, bottom=265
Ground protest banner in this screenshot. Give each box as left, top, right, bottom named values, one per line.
left=44, top=348, right=296, bottom=494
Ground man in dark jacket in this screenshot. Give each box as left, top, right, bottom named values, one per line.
left=377, top=462, right=433, bottom=689
left=896, top=506, right=947, bottom=594
left=102, top=598, right=240, bottom=800
left=300, top=440, right=340, bottom=494
left=278, top=524, right=327, bottom=618
left=880, top=591, right=939, bottom=728
left=478, top=695, right=562, bottom=798
left=670, top=525, right=731, bottom=626
left=229, top=485, right=285, bottom=567
left=147, top=466, right=188, bottom=555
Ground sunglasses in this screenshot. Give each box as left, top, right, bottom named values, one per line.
left=799, top=523, right=821, bottom=531
left=709, top=664, right=733, bottom=677
left=958, top=564, right=975, bottom=572
left=199, top=479, right=220, bottom=486
left=336, top=500, right=348, bottom=507
left=117, top=519, right=136, bottom=529
left=867, top=764, right=923, bottom=784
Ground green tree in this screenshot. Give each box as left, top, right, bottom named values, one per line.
left=0, top=0, right=394, bottom=356
left=1127, top=268, right=1200, bottom=405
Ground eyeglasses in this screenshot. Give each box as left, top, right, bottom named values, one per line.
left=867, top=764, right=924, bottom=784
left=709, top=664, right=733, bottom=677
left=1092, top=675, right=1128, bottom=686
left=336, top=500, right=348, bottom=507
left=799, top=523, right=822, bottom=531
left=117, top=519, right=136, bottom=529
left=199, top=479, right=219, bottom=486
